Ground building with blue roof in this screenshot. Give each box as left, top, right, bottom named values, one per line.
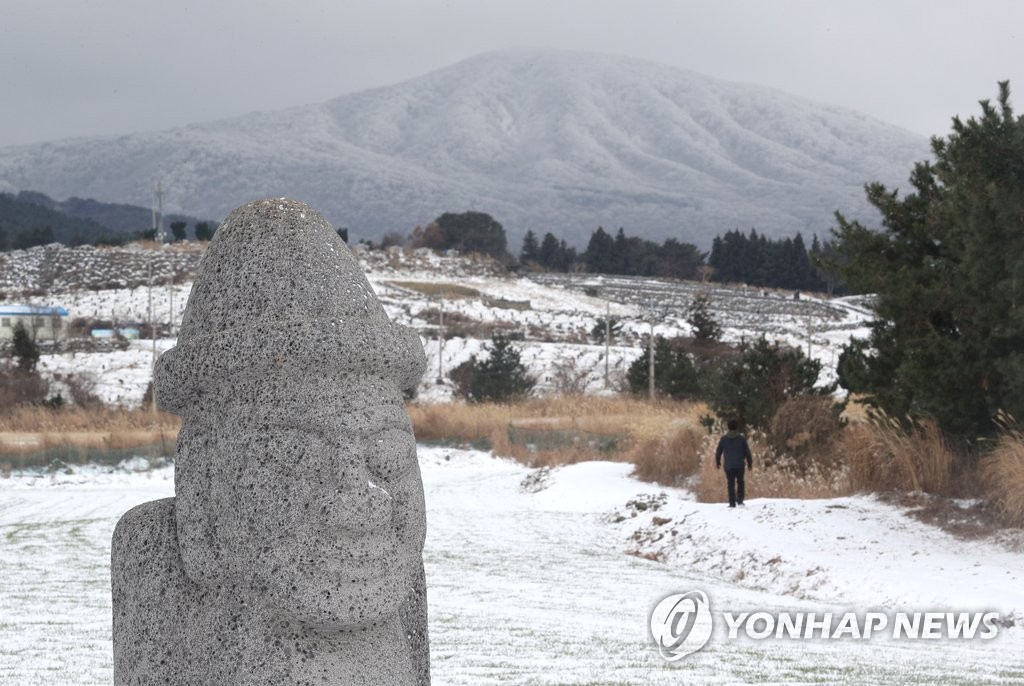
left=0, top=305, right=69, bottom=342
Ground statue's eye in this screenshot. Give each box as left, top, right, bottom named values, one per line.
left=366, top=428, right=416, bottom=482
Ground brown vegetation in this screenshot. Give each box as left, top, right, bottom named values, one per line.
left=981, top=430, right=1024, bottom=527
left=408, top=396, right=707, bottom=476
left=841, top=418, right=953, bottom=494
left=0, top=406, right=179, bottom=455
left=2, top=389, right=1019, bottom=534
left=385, top=281, right=481, bottom=298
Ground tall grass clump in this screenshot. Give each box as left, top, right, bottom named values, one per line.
left=768, top=396, right=845, bottom=476
left=840, top=417, right=953, bottom=494
left=408, top=396, right=708, bottom=477
left=627, top=419, right=704, bottom=486
left=981, top=430, right=1024, bottom=527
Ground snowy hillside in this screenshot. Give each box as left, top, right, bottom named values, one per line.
left=8, top=242, right=870, bottom=408
left=0, top=49, right=928, bottom=247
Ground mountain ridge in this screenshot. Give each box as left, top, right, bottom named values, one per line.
left=0, top=49, right=928, bottom=247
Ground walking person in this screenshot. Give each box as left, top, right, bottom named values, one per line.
left=715, top=419, right=753, bottom=507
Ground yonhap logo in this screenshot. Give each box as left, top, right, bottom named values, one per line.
left=649, top=591, right=713, bottom=660
left=649, top=590, right=1002, bottom=661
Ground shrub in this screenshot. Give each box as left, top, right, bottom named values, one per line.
left=451, top=333, right=535, bottom=403
left=12, top=322, right=39, bottom=373
left=981, top=431, right=1024, bottom=527
left=768, top=395, right=845, bottom=475
left=0, top=369, right=48, bottom=408
left=685, top=291, right=722, bottom=343
left=701, top=335, right=829, bottom=429
left=629, top=420, right=704, bottom=486
left=841, top=417, right=953, bottom=494
left=627, top=336, right=700, bottom=400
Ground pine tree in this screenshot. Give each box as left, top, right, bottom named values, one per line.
left=686, top=292, right=722, bottom=343
left=520, top=230, right=539, bottom=264
left=170, top=221, right=187, bottom=242
left=584, top=226, right=615, bottom=273
left=830, top=82, right=1024, bottom=437
left=194, top=222, right=215, bottom=241
left=702, top=336, right=827, bottom=429
left=12, top=322, right=40, bottom=373
left=538, top=232, right=561, bottom=269
left=460, top=333, right=536, bottom=403
left=626, top=336, right=700, bottom=400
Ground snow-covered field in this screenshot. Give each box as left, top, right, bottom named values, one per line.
left=22, top=245, right=873, bottom=407
left=2, top=448, right=1022, bottom=685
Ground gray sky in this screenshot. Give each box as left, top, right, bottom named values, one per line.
left=2, top=0, right=1022, bottom=147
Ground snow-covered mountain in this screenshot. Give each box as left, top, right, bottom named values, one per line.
left=0, top=49, right=928, bottom=247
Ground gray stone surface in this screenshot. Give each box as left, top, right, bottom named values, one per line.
left=112, top=198, right=429, bottom=684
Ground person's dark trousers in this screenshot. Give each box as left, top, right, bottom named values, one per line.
left=725, top=467, right=745, bottom=506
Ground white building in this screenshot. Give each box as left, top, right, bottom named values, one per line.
left=0, top=305, right=69, bottom=342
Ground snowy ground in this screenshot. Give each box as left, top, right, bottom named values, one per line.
left=1, top=448, right=1022, bottom=685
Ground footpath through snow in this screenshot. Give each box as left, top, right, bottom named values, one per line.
left=0, top=448, right=1022, bottom=684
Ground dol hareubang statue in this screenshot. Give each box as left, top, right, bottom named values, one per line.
left=111, top=199, right=430, bottom=684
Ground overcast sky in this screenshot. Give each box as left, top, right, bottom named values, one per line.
left=2, top=0, right=1022, bottom=147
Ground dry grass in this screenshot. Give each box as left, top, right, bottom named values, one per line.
left=409, top=396, right=708, bottom=477
left=412, top=396, right=858, bottom=499
left=768, top=395, right=845, bottom=474
left=385, top=281, right=481, bottom=298
left=627, top=420, right=704, bottom=485
left=0, top=406, right=179, bottom=454
left=981, top=430, right=1024, bottom=527
left=841, top=418, right=953, bottom=494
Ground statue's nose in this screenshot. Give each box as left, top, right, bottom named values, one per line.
left=324, top=449, right=394, bottom=533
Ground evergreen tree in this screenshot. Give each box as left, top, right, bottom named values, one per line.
left=686, top=292, right=723, bottom=343
left=627, top=336, right=700, bottom=400
left=170, top=221, right=187, bottom=242
left=656, top=238, right=706, bottom=280
left=702, top=336, right=827, bottom=429
left=584, top=226, right=615, bottom=273
left=520, top=230, right=540, bottom=264
left=194, top=222, right=215, bottom=241
left=454, top=333, right=536, bottom=403
left=432, top=211, right=508, bottom=259
left=555, top=238, right=577, bottom=271
left=538, top=232, right=561, bottom=269
left=830, top=82, right=1024, bottom=437
left=12, top=322, right=40, bottom=373
left=589, top=317, right=623, bottom=344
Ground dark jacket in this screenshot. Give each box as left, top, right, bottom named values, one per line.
left=715, top=431, right=752, bottom=470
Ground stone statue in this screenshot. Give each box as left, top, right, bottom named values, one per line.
left=111, top=199, right=430, bottom=684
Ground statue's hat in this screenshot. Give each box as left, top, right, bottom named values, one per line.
left=155, top=198, right=425, bottom=413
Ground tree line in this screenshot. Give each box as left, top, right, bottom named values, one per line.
left=393, top=210, right=838, bottom=292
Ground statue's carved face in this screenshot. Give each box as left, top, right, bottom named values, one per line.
left=190, top=381, right=426, bottom=630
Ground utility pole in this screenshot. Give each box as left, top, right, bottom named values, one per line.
left=604, top=300, right=611, bottom=387
left=648, top=320, right=656, bottom=401
left=152, top=179, right=165, bottom=244
left=436, top=297, right=445, bottom=383
left=149, top=258, right=157, bottom=415
left=807, top=315, right=813, bottom=360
